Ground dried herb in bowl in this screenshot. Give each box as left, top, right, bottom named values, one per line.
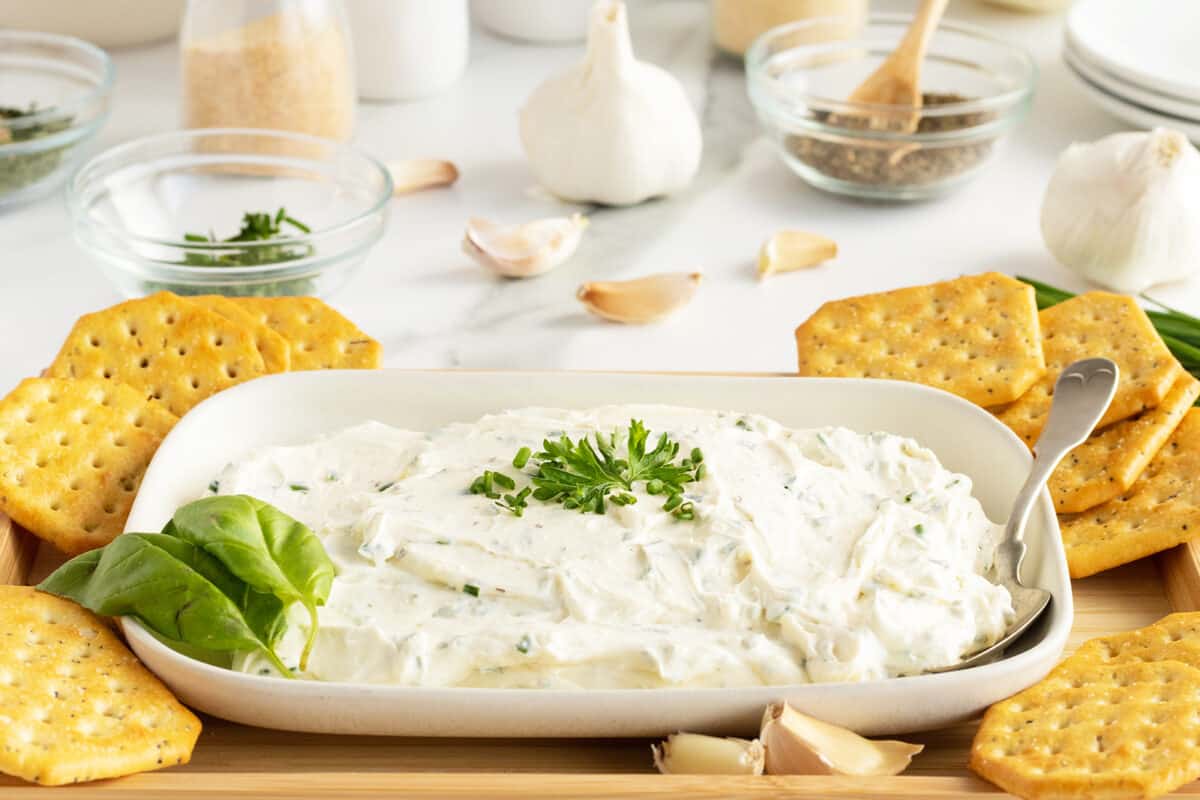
left=786, top=93, right=995, bottom=189
left=0, top=104, right=73, bottom=196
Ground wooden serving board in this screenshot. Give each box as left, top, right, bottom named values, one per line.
left=4, top=512, right=1200, bottom=799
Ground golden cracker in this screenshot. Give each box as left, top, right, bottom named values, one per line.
left=0, top=586, right=201, bottom=786
left=995, top=293, right=1181, bottom=448
left=970, top=659, right=1200, bottom=800
left=191, top=295, right=291, bottom=373
left=1065, top=613, right=1200, bottom=673
left=1060, top=408, right=1200, bottom=579
left=0, top=378, right=176, bottom=555
left=795, top=272, right=1045, bottom=407
left=231, top=296, right=381, bottom=370
left=1049, top=375, right=1200, bottom=514
left=47, top=292, right=268, bottom=417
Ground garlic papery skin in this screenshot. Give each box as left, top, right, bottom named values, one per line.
left=1040, top=127, right=1200, bottom=292
left=518, top=0, right=703, bottom=207
left=759, top=703, right=923, bottom=776
left=652, top=733, right=765, bottom=775
left=578, top=271, right=702, bottom=323
left=463, top=214, right=588, bottom=278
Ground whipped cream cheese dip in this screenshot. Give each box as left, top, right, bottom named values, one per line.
left=210, top=405, right=1014, bottom=688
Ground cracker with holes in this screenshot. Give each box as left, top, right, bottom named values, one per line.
left=0, top=378, right=176, bottom=554
left=191, top=295, right=290, bottom=374
left=971, top=659, right=1200, bottom=800
left=1049, top=375, right=1200, bottom=514
left=0, top=586, right=201, bottom=785
left=1060, top=408, right=1200, bottom=579
left=995, top=293, right=1181, bottom=449
left=1068, top=613, right=1200, bottom=673
left=47, top=292, right=268, bottom=417
left=231, top=296, right=382, bottom=370
left=794, top=272, right=1045, bottom=407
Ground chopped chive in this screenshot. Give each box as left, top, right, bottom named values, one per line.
left=516, top=635, right=532, bottom=654
left=208, top=480, right=220, bottom=493
left=435, top=538, right=451, bottom=545
left=463, top=583, right=480, bottom=597
left=513, top=447, right=532, bottom=469
left=492, top=472, right=516, bottom=491
left=377, top=481, right=395, bottom=492
left=289, top=483, right=309, bottom=493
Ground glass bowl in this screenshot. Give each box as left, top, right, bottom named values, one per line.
left=68, top=129, right=392, bottom=298
left=746, top=15, right=1036, bottom=201
left=0, top=30, right=113, bottom=208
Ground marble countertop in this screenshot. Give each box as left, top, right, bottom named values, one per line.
left=2, top=0, right=1196, bottom=393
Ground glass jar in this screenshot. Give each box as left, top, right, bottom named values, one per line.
left=711, top=0, right=869, bottom=56
left=180, top=0, right=356, bottom=140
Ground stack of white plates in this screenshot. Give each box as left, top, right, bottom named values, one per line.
left=1065, top=0, right=1200, bottom=141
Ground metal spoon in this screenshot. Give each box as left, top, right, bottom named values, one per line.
left=936, top=357, right=1119, bottom=673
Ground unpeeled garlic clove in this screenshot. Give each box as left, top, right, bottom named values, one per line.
left=652, top=733, right=765, bottom=775
left=389, top=159, right=460, bottom=195
left=577, top=272, right=702, bottom=324
left=463, top=214, right=588, bottom=278
left=759, top=703, right=922, bottom=776
left=757, top=231, right=837, bottom=279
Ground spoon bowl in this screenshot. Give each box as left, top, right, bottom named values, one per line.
left=935, top=357, right=1119, bottom=673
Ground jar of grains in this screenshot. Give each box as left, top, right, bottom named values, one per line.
left=711, top=0, right=869, bottom=56
left=180, top=0, right=356, bottom=141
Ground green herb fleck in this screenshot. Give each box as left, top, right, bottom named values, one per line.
left=904, top=492, right=915, bottom=503
left=914, top=524, right=925, bottom=535
left=377, top=481, right=395, bottom=493
left=0, top=104, right=73, bottom=197
left=516, top=635, right=532, bottom=654
left=513, top=447, right=532, bottom=469
left=497, top=486, right=532, bottom=517
left=288, top=483, right=309, bottom=493
left=182, top=207, right=313, bottom=268
left=435, top=538, right=451, bottom=545
left=463, top=583, right=480, bottom=597
left=208, top=480, right=220, bottom=494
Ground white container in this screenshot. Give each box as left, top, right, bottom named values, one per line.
left=346, top=0, right=468, bottom=101
left=473, top=0, right=593, bottom=44
left=121, top=370, right=1072, bottom=738
left=0, top=0, right=185, bottom=48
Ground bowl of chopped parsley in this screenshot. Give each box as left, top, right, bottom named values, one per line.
left=68, top=128, right=393, bottom=297
left=0, top=31, right=113, bottom=208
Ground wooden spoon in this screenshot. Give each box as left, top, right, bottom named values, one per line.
left=847, top=0, right=950, bottom=131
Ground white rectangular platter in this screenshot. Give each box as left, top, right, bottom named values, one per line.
left=121, top=370, right=1072, bottom=738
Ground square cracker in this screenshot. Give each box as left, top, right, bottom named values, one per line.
left=231, top=296, right=381, bottom=370
left=1067, top=612, right=1200, bottom=672
left=1060, top=408, right=1200, bottom=579
left=1049, top=375, right=1200, bottom=514
left=795, top=272, right=1045, bottom=407
left=191, top=295, right=291, bottom=373
left=995, top=292, right=1181, bottom=448
left=0, top=378, right=177, bottom=555
left=0, top=586, right=201, bottom=786
left=47, top=292, right=268, bottom=417
left=970, top=659, right=1200, bottom=800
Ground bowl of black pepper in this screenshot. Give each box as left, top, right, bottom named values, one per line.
left=0, top=30, right=113, bottom=209
left=746, top=15, right=1035, bottom=201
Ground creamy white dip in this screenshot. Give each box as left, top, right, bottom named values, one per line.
left=212, top=406, right=1013, bottom=688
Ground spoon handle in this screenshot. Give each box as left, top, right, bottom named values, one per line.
left=1005, top=358, right=1120, bottom=574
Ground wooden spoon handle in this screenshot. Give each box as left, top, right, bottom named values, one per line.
left=889, top=0, right=950, bottom=73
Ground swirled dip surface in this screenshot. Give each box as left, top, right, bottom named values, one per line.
left=214, top=406, right=1013, bottom=688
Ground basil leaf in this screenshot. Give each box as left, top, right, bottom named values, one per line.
left=168, top=495, right=335, bottom=670
left=38, top=533, right=294, bottom=677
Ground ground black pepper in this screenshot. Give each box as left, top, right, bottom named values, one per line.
left=786, top=93, right=996, bottom=189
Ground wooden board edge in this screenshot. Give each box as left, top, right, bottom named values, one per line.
left=0, top=512, right=37, bottom=586
left=1158, top=540, right=1200, bottom=613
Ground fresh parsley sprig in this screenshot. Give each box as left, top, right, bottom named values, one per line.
left=469, top=420, right=703, bottom=521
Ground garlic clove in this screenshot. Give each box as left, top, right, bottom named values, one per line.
left=759, top=703, right=923, bottom=776
left=463, top=214, right=588, bottom=279
left=652, top=733, right=765, bottom=775
left=389, top=159, right=460, bottom=195
left=758, top=231, right=838, bottom=278
left=577, top=271, right=702, bottom=324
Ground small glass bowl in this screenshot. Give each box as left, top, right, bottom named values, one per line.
left=0, top=31, right=113, bottom=208
left=746, top=15, right=1036, bottom=201
left=69, top=129, right=392, bottom=298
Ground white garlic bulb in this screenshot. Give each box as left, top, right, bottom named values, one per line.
left=518, top=0, right=703, bottom=206
left=1041, top=127, right=1200, bottom=292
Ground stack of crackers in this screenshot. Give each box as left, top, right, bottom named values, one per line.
left=0, top=292, right=381, bottom=556
left=971, top=612, right=1200, bottom=798
left=795, top=272, right=1199, bottom=579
